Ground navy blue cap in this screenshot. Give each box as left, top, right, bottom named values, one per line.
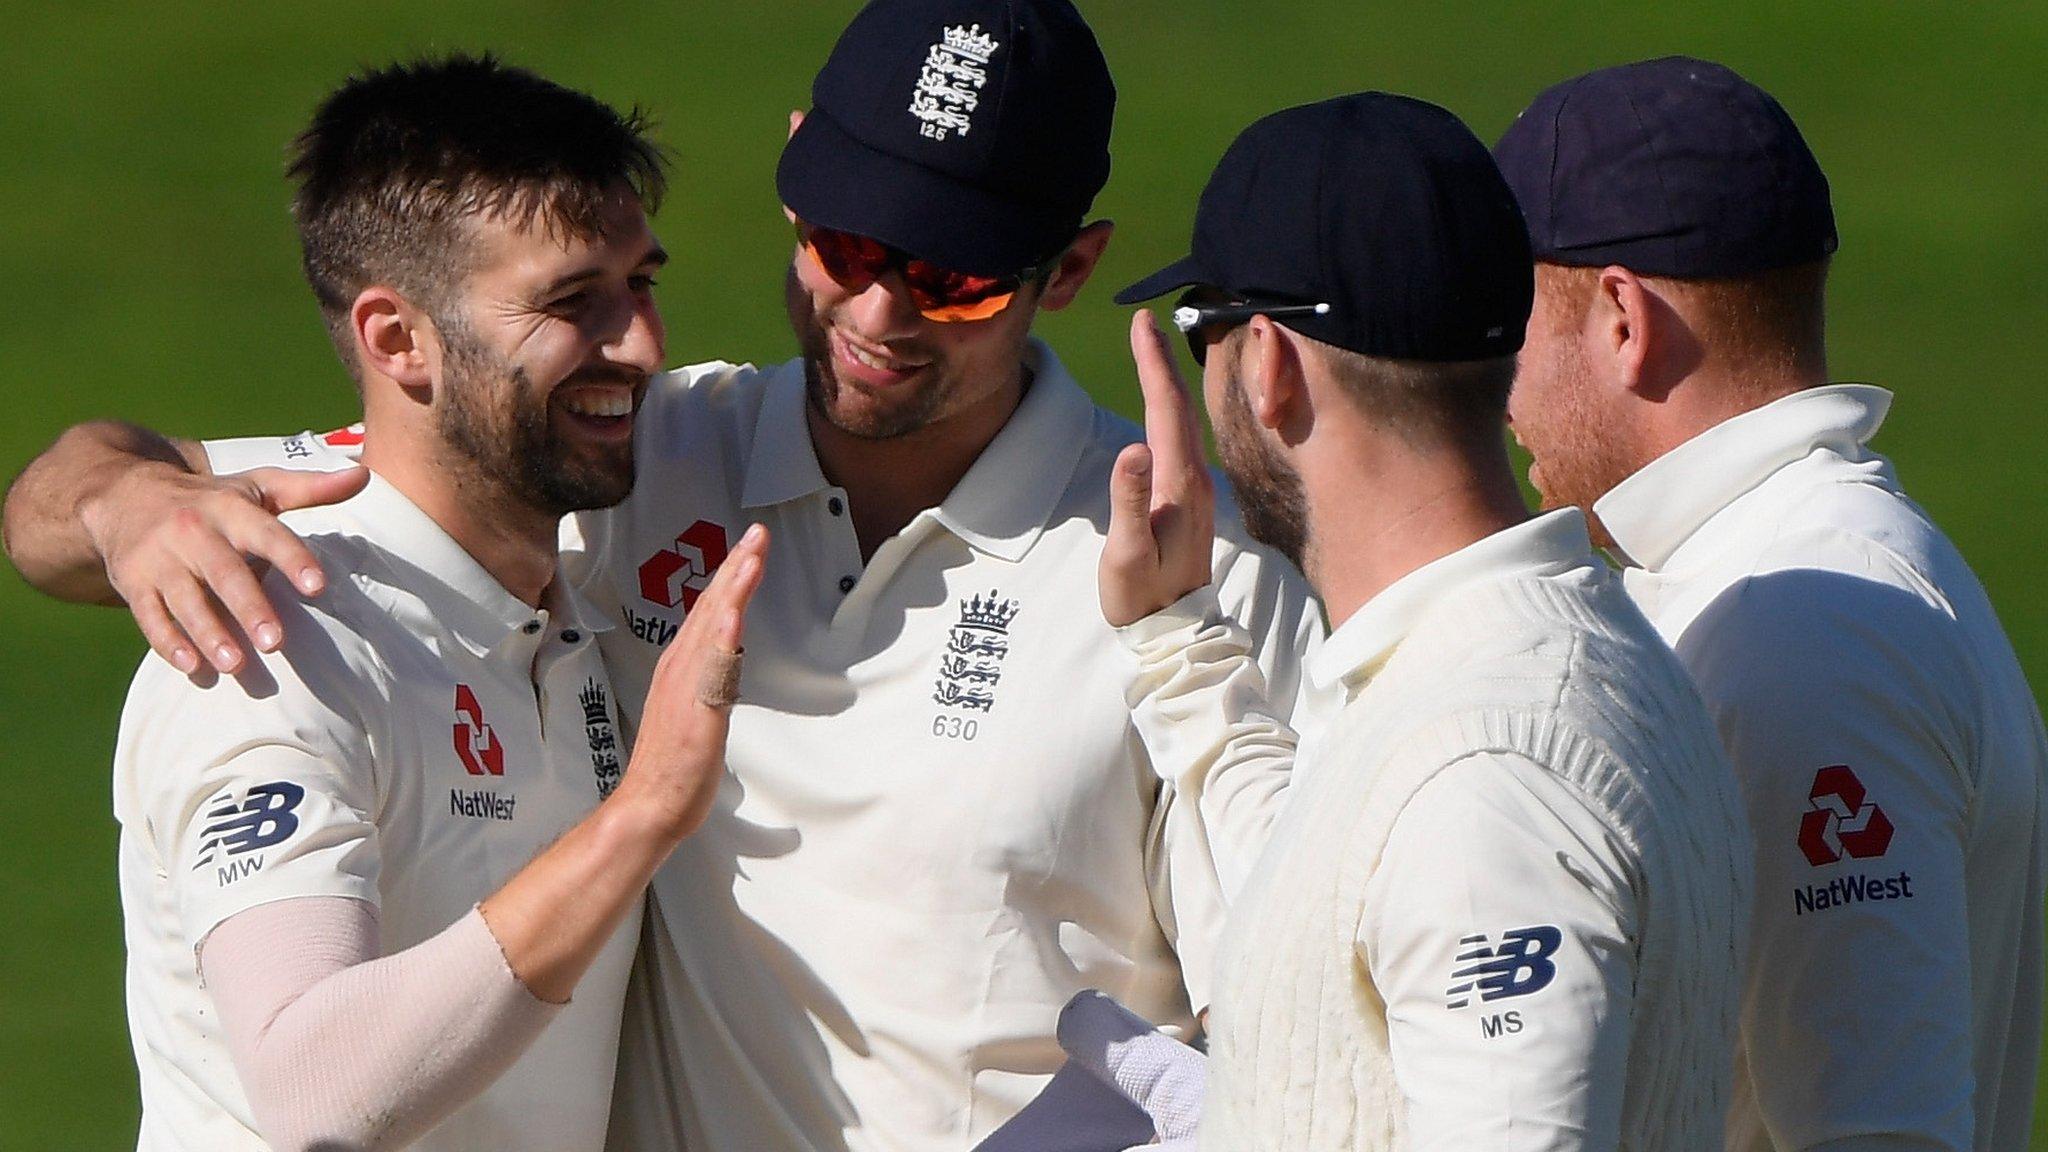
left=1117, top=93, right=1531, bottom=362
left=1494, top=56, right=1837, bottom=278
left=777, top=0, right=1115, bottom=278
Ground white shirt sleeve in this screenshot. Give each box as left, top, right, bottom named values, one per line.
left=1360, top=753, right=1640, bottom=1152
left=202, top=427, right=365, bottom=476
left=1676, top=567, right=1975, bottom=1152
left=1132, top=538, right=1325, bottom=1013
left=123, top=576, right=384, bottom=950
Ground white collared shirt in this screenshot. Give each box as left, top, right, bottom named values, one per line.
left=1172, top=508, right=1748, bottom=1152
left=571, top=341, right=1326, bottom=1152
left=1333, top=513, right=1648, bottom=1152
left=1596, top=384, right=2047, bottom=1152
left=115, top=471, right=638, bottom=1152
left=205, top=343, right=1332, bottom=1151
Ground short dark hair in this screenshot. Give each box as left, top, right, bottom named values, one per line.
left=1289, top=333, right=1516, bottom=451
left=288, top=54, right=667, bottom=366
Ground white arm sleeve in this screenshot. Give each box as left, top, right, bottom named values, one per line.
left=200, top=896, right=559, bottom=1152
left=1134, top=535, right=1326, bottom=1012
left=1121, top=585, right=1300, bottom=898
left=1360, top=754, right=1640, bottom=1152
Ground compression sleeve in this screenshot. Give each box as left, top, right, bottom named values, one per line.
left=199, top=896, right=559, bottom=1152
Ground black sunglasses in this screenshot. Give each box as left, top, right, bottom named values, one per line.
left=1169, top=293, right=1332, bottom=366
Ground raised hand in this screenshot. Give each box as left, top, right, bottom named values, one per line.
left=88, top=463, right=369, bottom=675
left=614, top=523, right=768, bottom=842
left=1099, top=309, right=1216, bottom=627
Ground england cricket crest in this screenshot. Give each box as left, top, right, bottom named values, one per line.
left=933, top=589, right=1019, bottom=713
left=909, top=23, right=999, bottom=141
left=579, top=678, right=622, bottom=799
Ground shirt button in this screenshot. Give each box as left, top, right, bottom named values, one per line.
left=561, top=629, right=581, bottom=643
left=827, top=496, right=845, bottom=517
left=522, top=620, right=542, bottom=635
left=838, top=575, right=856, bottom=594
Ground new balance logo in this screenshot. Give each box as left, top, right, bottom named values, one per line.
left=1445, top=925, right=1562, bottom=1009
left=194, top=781, right=306, bottom=872
left=1797, top=765, right=1893, bottom=866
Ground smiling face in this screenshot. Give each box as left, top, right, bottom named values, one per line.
left=785, top=239, right=1045, bottom=443
left=432, top=192, right=667, bottom=516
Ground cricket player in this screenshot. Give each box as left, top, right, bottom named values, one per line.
left=1495, top=57, right=2047, bottom=1152
left=5, top=57, right=768, bottom=1151
left=1103, top=93, right=1752, bottom=1151
left=1, top=4, right=1325, bottom=1149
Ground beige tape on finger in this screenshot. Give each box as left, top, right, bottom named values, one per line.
left=697, top=647, right=744, bottom=709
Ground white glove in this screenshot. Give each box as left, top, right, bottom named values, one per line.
left=970, top=990, right=1208, bottom=1151
left=1057, top=990, right=1206, bottom=1149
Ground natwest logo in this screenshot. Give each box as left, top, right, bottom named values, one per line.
left=1797, top=764, right=1893, bottom=866
left=638, top=520, right=729, bottom=612
left=453, top=684, right=504, bottom=776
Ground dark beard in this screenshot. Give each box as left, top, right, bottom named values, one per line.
left=1215, top=374, right=1309, bottom=569
left=436, top=321, right=640, bottom=517
left=799, top=336, right=948, bottom=441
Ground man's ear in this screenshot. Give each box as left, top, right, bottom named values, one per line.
left=351, top=287, right=438, bottom=394
left=1598, top=266, right=1702, bottom=402
left=1035, top=220, right=1114, bottom=313
left=1595, top=266, right=1655, bottom=396
left=1239, top=316, right=1310, bottom=444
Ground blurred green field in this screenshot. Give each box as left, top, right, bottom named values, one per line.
left=2, top=2, right=2044, bottom=1147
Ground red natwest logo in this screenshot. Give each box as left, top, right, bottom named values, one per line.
left=322, top=426, right=366, bottom=447
left=1797, top=764, right=1893, bottom=866
left=637, top=520, right=729, bottom=611
left=453, top=685, right=505, bottom=776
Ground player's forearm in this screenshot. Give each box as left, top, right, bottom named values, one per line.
left=478, top=783, right=685, bottom=1004
left=203, top=897, right=559, bottom=1152
left=2, top=420, right=206, bottom=602
left=1121, top=586, right=1298, bottom=897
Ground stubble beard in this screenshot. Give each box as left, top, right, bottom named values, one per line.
left=1518, top=339, right=1634, bottom=537
left=1215, top=373, right=1310, bottom=571
left=436, top=318, right=641, bottom=517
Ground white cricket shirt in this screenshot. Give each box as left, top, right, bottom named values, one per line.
left=575, top=340, right=1327, bottom=1152
left=1596, top=384, right=2047, bottom=1152
left=1190, top=511, right=1747, bottom=1152
left=113, top=470, right=639, bottom=1152
left=193, top=342, right=1329, bottom=1152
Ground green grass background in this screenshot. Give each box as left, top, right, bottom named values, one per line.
left=2, top=2, right=2044, bottom=1146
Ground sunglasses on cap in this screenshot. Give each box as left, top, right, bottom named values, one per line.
left=1170, top=291, right=1331, bottom=367
left=797, top=221, right=1053, bottom=323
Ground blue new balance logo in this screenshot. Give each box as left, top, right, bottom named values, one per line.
left=194, top=781, right=307, bottom=872
left=1445, top=925, right=1562, bottom=1010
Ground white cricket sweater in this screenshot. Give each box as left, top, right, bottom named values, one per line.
left=1201, top=521, right=1751, bottom=1152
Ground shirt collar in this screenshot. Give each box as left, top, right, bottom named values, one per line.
left=741, top=359, right=834, bottom=510
left=738, top=338, right=1095, bottom=563
left=1307, top=508, right=1596, bottom=695
left=344, top=471, right=605, bottom=659
left=1595, top=383, right=1893, bottom=571
left=930, top=338, right=1095, bottom=562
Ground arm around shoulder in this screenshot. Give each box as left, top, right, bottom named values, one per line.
left=4, top=418, right=367, bottom=675
left=3, top=420, right=208, bottom=602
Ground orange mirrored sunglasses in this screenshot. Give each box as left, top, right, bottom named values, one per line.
left=797, top=221, right=1049, bottom=323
